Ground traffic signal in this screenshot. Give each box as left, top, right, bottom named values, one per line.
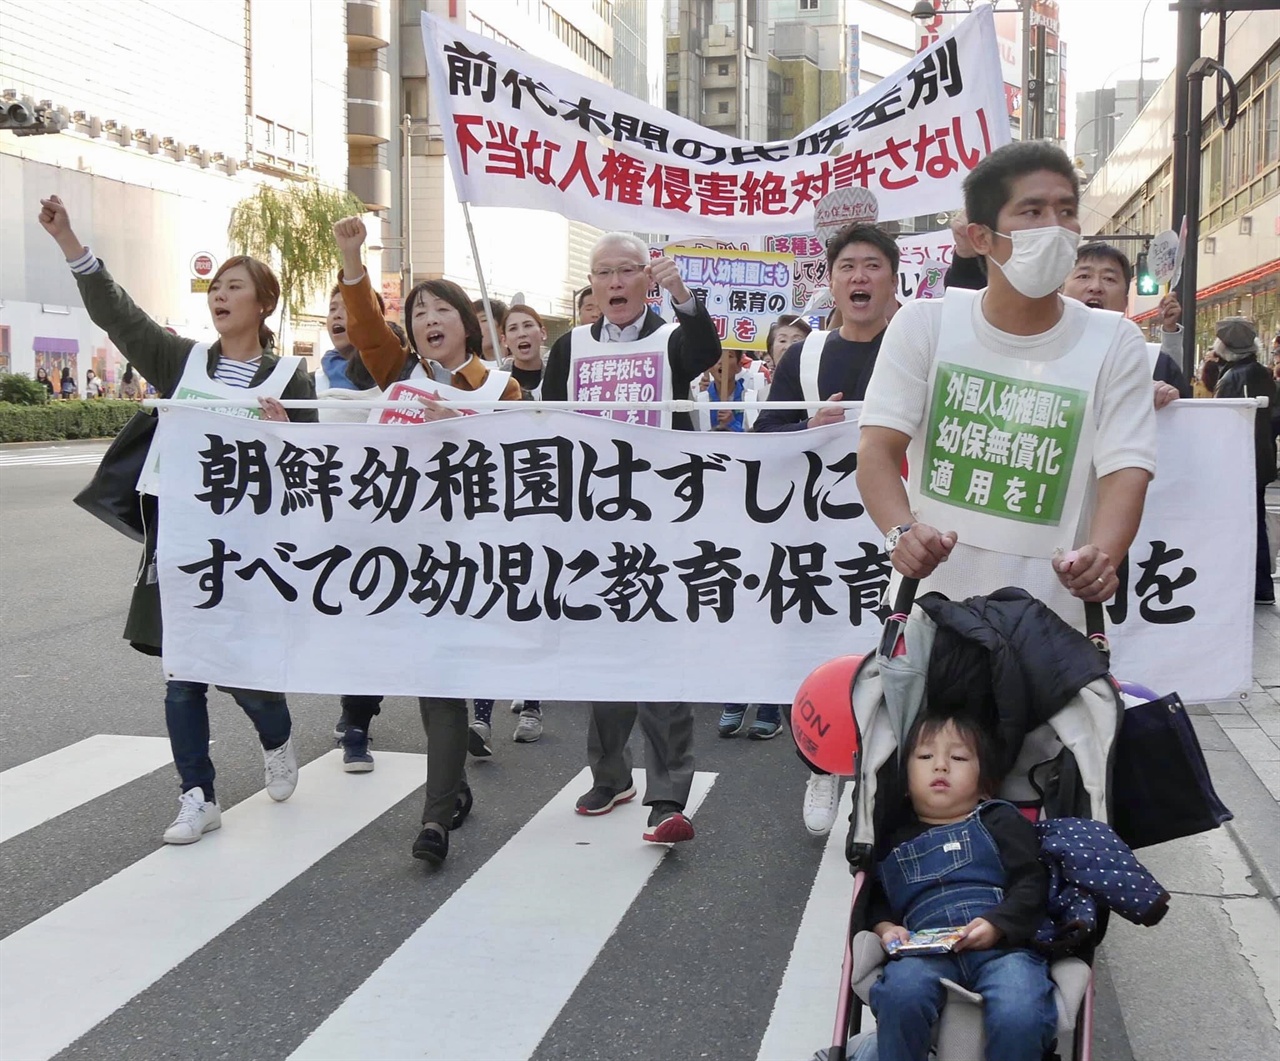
left=1136, top=252, right=1159, bottom=296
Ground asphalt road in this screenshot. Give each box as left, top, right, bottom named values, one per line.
left=2, top=441, right=1270, bottom=1061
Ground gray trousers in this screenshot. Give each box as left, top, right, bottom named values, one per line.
left=587, top=701, right=694, bottom=808
left=419, top=696, right=468, bottom=828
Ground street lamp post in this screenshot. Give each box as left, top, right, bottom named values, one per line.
left=1074, top=110, right=1122, bottom=169
left=1138, top=0, right=1156, bottom=110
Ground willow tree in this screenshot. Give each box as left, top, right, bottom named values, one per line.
left=227, top=183, right=366, bottom=345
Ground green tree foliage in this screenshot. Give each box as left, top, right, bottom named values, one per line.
left=227, top=183, right=366, bottom=332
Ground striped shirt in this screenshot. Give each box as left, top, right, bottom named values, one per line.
left=68, top=249, right=261, bottom=388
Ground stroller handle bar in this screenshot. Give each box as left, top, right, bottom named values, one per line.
left=878, top=578, right=1110, bottom=660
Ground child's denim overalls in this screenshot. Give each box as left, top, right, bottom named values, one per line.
left=878, top=802, right=1009, bottom=930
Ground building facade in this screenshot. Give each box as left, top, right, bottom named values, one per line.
left=1080, top=9, right=1279, bottom=352
left=1075, top=79, right=1143, bottom=181
left=665, top=0, right=770, bottom=140
left=0, top=0, right=362, bottom=386
left=390, top=0, right=632, bottom=332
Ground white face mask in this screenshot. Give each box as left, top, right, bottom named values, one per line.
left=989, top=225, right=1081, bottom=299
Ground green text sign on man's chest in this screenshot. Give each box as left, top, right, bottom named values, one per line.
left=921, top=363, right=1087, bottom=526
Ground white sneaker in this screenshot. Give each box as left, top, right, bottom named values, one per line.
left=513, top=711, right=543, bottom=743
left=163, top=787, right=222, bottom=845
left=264, top=737, right=298, bottom=801
left=803, top=773, right=841, bottom=837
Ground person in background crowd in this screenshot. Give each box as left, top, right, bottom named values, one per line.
left=764, top=313, right=811, bottom=377
left=473, top=298, right=510, bottom=362
left=38, top=193, right=316, bottom=846
left=1194, top=353, right=1221, bottom=399
left=467, top=303, right=552, bottom=754
left=35, top=366, right=55, bottom=398
left=338, top=218, right=522, bottom=868
left=543, top=231, right=721, bottom=844
left=318, top=283, right=386, bottom=390
left=59, top=366, right=77, bottom=399
left=501, top=304, right=548, bottom=394
left=1060, top=243, right=1190, bottom=406
left=577, top=285, right=601, bottom=327
left=706, top=348, right=748, bottom=433
left=1211, top=317, right=1278, bottom=606
left=754, top=223, right=900, bottom=836
left=120, top=364, right=143, bottom=401
left=83, top=368, right=103, bottom=398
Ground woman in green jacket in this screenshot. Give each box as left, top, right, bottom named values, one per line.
left=39, top=194, right=317, bottom=847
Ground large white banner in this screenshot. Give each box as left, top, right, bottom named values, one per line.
left=421, top=7, right=1009, bottom=233
left=156, top=404, right=1254, bottom=704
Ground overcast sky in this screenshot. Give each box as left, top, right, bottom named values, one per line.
left=1059, top=0, right=1180, bottom=129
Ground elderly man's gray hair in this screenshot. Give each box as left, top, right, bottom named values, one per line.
left=590, top=232, right=648, bottom=269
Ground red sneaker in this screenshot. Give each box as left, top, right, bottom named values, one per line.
left=643, top=812, right=695, bottom=844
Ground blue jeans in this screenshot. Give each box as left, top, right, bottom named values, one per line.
left=869, top=948, right=1055, bottom=1061
left=164, top=680, right=291, bottom=794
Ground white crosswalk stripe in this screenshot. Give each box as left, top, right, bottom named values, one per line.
left=0, top=750, right=429, bottom=1061
left=0, top=451, right=105, bottom=468
left=291, top=768, right=718, bottom=1061
left=0, top=734, right=173, bottom=843
left=0, top=735, right=853, bottom=1061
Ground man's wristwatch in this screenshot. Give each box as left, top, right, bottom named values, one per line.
left=884, top=523, right=914, bottom=554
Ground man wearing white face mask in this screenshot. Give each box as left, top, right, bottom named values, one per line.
left=857, top=142, right=1156, bottom=625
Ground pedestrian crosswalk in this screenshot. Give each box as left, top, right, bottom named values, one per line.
left=0, top=449, right=106, bottom=468
left=0, top=736, right=850, bottom=1061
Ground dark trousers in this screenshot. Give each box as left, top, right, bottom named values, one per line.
left=164, top=680, right=291, bottom=794
left=587, top=701, right=694, bottom=808
left=419, top=696, right=469, bottom=828
left=342, top=694, right=383, bottom=730
left=1257, top=483, right=1275, bottom=601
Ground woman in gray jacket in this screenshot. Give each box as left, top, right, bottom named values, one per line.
left=39, top=194, right=317, bottom=846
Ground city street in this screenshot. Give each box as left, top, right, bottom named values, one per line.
left=1, top=442, right=1278, bottom=1061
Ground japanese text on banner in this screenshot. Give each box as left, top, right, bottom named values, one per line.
left=153, top=406, right=1252, bottom=705
left=422, top=8, right=1010, bottom=233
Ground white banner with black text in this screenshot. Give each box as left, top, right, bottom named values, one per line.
left=156, top=403, right=1254, bottom=704
left=420, top=7, right=1009, bottom=232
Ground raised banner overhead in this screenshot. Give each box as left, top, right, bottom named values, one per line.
left=155, top=403, right=1252, bottom=705
left=420, top=7, right=1010, bottom=233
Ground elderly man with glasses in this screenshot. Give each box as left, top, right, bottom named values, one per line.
left=542, top=231, right=722, bottom=843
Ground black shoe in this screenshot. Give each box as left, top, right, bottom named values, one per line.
left=644, top=801, right=694, bottom=843
left=451, top=785, right=473, bottom=830
left=412, top=825, right=449, bottom=865
left=647, top=801, right=684, bottom=827
left=575, top=783, right=638, bottom=816
left=341, top=727, right=375, bottom=772
left=333, top=709, right=351, bottom=740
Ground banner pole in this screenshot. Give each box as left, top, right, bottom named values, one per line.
left=462, top=202, right=505, bottom=362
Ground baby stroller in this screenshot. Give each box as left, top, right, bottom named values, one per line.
left=809, top=579, right=1127, bottom=1061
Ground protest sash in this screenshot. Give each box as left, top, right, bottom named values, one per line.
left=155, top=403, right=1254, bottom=705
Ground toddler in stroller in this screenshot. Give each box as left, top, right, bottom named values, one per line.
left=866, top=711, right=1056, bottom=1061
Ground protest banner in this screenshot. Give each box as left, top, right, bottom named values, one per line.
left=421, top=8, right=1008, bottom=234
left=156, top=403, right=1253, bottom=705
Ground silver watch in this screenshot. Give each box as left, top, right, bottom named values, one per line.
left=884, top=523, right=914, bottom=554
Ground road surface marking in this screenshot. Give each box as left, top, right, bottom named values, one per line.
left=756, top=783, right=875, bottom=1061
left=0, top=734, right=173, bottom=844
left=0, top=750, right=427, bottom=1061
left=290, top=767, right=718, bottom=1061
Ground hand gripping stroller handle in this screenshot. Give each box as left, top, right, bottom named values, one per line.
left=877, top=577, right=919, bottom=658
left=1085, top=600, right=1110, bottom=660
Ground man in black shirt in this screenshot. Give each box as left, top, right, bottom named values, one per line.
left=754, top=223, right=898, bottom=434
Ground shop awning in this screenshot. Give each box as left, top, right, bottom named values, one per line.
left=32, top=336, right=80, bottom=355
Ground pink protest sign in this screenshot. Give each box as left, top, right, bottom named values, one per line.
left=572, top=350, right=665, bottom=428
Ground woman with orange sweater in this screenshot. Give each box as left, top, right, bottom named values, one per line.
left=333, top=216, right=523, bottom=866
